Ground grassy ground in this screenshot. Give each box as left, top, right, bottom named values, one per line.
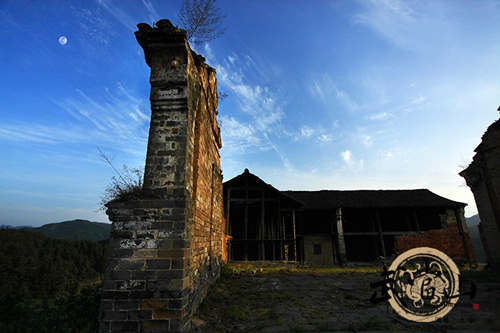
left=193, top=262, right=500, bottom=333
left=194, top=263, right=393, bottom=332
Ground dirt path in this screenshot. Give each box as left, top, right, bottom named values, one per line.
left=193, top=264, right=500, bottom=332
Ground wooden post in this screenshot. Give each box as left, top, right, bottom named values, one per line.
left=335, top=208, right=347, bottom=265
left=260, top=187, right=265, bottom=260
left=292, top=207, right=297, bottom=262
left=278, top=197, right=283, bottom=261
left=226, top=187, right=232, bottom=260
left=244, top=178, right=248, bottom=261
left=412, top=210, right=421, bottom=233
left=282, top=216, right=287, bottom=261
left=375, top=210, right=387, bottom=257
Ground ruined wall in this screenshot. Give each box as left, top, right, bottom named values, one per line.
left=460, top=118, right=500, bottom=269
left=188, top=42, right=225, bottom=311
left=99, top=20, right=224, bottom=333
left=397, top=208, right=475, bottom=262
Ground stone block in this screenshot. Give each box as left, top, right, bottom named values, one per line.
left=110, top=321, right=140, bottom=332
left=131, top=270, right=157, bottom=280
left=101, top=290, right=130, bottom=300
left=156, top=269, right=185, bottom=280
left=142, top=320, right=170, bottom=332
left=117, top=259, right=145, bottom=271
left=114, top=300, right=140, bottom=310
left=128, top=309, right=153, bottom=321
left=117, top=280, right=146, bottom=291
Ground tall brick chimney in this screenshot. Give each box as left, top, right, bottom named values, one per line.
left=99, top=20, right=225, bottom=333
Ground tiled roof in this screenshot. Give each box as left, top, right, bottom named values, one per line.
left=283, top=189, right=466, bottom=210
left=224, top=169, right=466, bottom=210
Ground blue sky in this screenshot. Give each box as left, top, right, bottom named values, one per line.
left=1, top=0, right=499, bottom=226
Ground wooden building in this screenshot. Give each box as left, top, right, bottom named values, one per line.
left=224, top=169, right=475, bottom=265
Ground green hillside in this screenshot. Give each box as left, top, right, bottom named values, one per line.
left=0, top=228, right=106, bottom=331
left=27, top=219, right=111, bottom=241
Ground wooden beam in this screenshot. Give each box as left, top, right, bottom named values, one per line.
left=344, top=231, right=419, bottom=236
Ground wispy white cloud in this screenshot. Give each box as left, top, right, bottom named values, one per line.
left=219, top=116, right=263, bottom=153
left=95, top=0, right=137, bottom=31
left=410, top=95, right=427, bottom=105
left=72, top=5, right=118, bottom=45
left=0, top=126, right=59, bottom=144
left=353, top=0, right=451, bottom=51
left=341, top=150, right=352, bottom=163
left=340, top=149, right=364, bottom=171
left=309, top=73, right=359, bottom=111
left=141, top=0, right=159, bottom=24
left=361, top=135, right=373, bottom=147
left=300, top=126, right=314, bottom=138
left=210, top=50, right=293, bottom=170
left=0, top=83, right=149, bottom=157
left=318, top=134, right=334, bottom=143
left=369, top=111, right=392, bottom=120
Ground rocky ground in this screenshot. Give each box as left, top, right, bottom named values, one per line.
left=193, top=263, right=500, bottom=332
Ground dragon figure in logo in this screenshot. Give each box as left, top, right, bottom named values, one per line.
left=395, top=261, right=450, bottom=308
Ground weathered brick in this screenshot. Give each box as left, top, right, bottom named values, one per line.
left=110, top=321, right=140, bottom=332
left=110, top=270, right=131, bottom=280
left=101, top=290, right=130, bottom=300
left=168, top=297, right=188, bottom=309
left=131, top=270, right=157, bottom=280
left=143, top=320, right=170, bottom=332
left=118, top=259, right=145, bottom=270
left=114, top=300, right=140, bottom=310
left=145, top=259, right=171, bottom=269
left=117, top=280, right=146, bottom=291
left=128, top=309, right=153, bottom=320
left=104, top=310, right=128, bottom=321
left=156, top=269, right=185, bottom=280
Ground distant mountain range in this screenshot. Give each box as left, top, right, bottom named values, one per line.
left=0, top=216, right=487, bottom=261
left=1, top=219, right=111, bottom=241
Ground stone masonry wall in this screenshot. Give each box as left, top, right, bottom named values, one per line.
left=99, top=20, right=224, bottom=333
left=460, top=118, right=500, bottom=269
left=397, top=208, right=475, bottom=263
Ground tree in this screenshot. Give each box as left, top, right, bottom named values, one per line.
left=177, top=0, right=227, bottom=44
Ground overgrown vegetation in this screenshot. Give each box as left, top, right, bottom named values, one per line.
left=0, top=228, right=106, bottom=331
left=99, top=148, right=144, bottom=210
left=0, top=284, right=101, bottom=333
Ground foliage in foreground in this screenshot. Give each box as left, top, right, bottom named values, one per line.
left=0, top=284, right=101, bottom=333
left=0, top=228, right=107, bottom=332
left=0, top=228, right=107, bottom=299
